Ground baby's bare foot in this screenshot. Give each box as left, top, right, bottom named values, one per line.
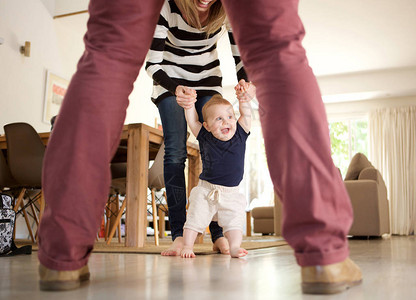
left=181, top=246, right=196, bottom=258
left=230, top=247, right=248, bottom=258
left=161, top=237, right=183, bottom=256
left=213, top=237, right=230, bottom=255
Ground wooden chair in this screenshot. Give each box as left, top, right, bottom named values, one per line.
left=147, top=142, right=168, bottom=240
left=0, top=150, right=17, bottom=192
left=3, top=122, right=46, bottom=242
left=106, top=142, right=167, bottom=246
left=104, top=179, right=125, bottom=243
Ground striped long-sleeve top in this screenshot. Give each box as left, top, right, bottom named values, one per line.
left=145, top=0, right=248, bottom=105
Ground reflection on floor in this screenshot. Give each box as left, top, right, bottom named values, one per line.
left=1, top=236, right=416, bottom=300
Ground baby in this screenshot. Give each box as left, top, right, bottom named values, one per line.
left=181, top=91, right=252, bottom=258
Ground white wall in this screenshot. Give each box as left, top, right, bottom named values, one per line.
left=1, top=0, right=61, bottom=133
left=0, top=0, right=159, bottom=135
left=54, top=0, right=88, bottom=17
left=325, top=95, right=416, bottom=121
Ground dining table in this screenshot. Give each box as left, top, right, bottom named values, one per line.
left=0, top=123, right=201, bottom=247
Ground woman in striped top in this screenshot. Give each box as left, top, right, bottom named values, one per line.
left=145, top=0, right=256, bottom=256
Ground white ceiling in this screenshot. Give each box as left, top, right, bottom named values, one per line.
left=50, top=0, right=416, bottom=101
left=299, top=0, right=416, bottom=76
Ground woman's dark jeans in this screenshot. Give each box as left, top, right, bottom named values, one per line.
left=157, top=95, right=224, bottom=242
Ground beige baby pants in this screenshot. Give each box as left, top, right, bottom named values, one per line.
left=184, top=180, right=246, bottom=234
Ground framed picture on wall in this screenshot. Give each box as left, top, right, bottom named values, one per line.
left=43, top=70, right=69, bottom=124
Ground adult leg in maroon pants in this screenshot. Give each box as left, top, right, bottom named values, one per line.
left=221, top=0, right=362, bottom=294
left=37, top=0, right=165, bottom=291
left=38, top=0, right=361, bottom=294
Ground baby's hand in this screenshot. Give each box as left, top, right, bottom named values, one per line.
left=176, top=85, right=197, bottom=109
left=235, top=79, right=255, bottom=103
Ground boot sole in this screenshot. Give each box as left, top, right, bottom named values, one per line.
left=40, top=280, right=80, bottom=291
left=40, top=272, right=90, bottom=291
left=302, top=279, right=362, bottom=294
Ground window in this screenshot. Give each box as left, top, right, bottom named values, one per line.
left=243, top=124, right=275, bottom=209
left=242, top=114, right=369, bottom=208
left=329, top=118, right=368, bottom=177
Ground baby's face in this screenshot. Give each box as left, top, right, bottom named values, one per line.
left=203, top=104, right=237, bottom=141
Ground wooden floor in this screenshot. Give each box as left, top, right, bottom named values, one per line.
left=1, top=235, right=415, bottom=300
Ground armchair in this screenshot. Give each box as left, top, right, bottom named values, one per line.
left=344, top=153, right=390, bottom=237
left=250, top=193, right=282, bottom=236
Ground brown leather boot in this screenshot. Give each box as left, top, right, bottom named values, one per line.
left=39, top=264, right=90, bottom=291
left=301, top=258, right=362, bottom=294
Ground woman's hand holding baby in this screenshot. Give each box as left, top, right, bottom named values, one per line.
left=176, top=85, right=197, bottom=109
left=235, top=79, right=256, bottom=102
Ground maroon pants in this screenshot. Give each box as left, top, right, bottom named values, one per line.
left=38, top=0, right=352, bottom=270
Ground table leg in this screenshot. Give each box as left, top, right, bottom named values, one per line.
left=246, top=211, right=252, bottom=237
left=126, top=124, right=149, bottom=247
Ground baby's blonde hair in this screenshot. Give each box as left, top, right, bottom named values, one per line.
left=202, top=94, right=233, bottom=122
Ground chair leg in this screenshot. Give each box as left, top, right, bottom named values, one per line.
left=30, top=202, right=40, bottom=226
left=33, top=202, right=40, bottom=241
left=13, top=189, right=36, bottom=242
left=34, top=191, right=45, bottom=245
left=13, top=188, right=26, bottom=212
left=158, top=191, right=168, bottom=238
left=158, top=207, right=165, bottom=239
left=11, top=190, right=24, bottom=240
left=114, top=194, right=121, bottom=243
left=107, top=198, right=127, bottom=245
left=104, top=196, right=114, bottom=241
left=31, top=191, right=43, bottom=242
left=38, top=191, right=45, bottom=222
left=20, top=200, right=35, bottom=243
left=117, top=222, right=122, bottom=243
left=151, top=189, right=159, bottom=246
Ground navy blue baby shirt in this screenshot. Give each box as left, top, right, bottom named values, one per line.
left=197, top=122, right=250, bottom=187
